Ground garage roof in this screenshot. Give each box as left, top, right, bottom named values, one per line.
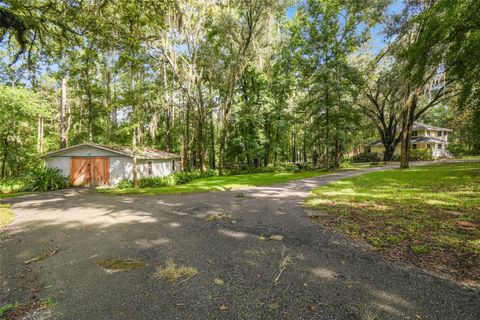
left=41, top=143, right=181, bottom=160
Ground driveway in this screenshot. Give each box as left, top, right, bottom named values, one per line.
left=1, top=165, right=479, bottom=319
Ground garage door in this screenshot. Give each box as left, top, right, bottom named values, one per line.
left=70, top=157, right=109, bottom=187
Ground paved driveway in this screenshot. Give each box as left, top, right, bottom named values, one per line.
left=1, top=166, right=479, bottom=319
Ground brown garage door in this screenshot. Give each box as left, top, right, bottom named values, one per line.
left=70, top=157, right=109, bottom=187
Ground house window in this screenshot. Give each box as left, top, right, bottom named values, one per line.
left=412, top=131, right=417, bottom=136
left=437, top=131, right=442, bottom=137
left=438, top=144, right=443, bottom=149
left=427, top=130, right=431, bottom=136
left=427, top=144, right=431, bottom=149
left=365, top=146, right=371, bottom=153
left=148, top=161, right=153, bottom=176
left=172, top=160, right=176, bottom=171
left=412, top=144, right=417, bottom=150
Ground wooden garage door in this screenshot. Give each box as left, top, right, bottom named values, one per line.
left=70, top=157, right=109, bottom=187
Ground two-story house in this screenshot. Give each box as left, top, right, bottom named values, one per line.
left=365, top=122, right=452, bottom=158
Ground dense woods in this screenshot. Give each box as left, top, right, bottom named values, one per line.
left=0, top=0, right=479, bottom=178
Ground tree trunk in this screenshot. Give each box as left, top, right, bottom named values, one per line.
left=60, top=77, right=68, bottom=149
left=103, top=56, right=112, bottom=139
left=209, top=109, right=216, bottom=170
left=37, top=116, right=44, bottom=154
left=163, top=61, right=171, bottom=151
left=195, top=79, right=207, bottom=174
left=400, top=113, right=414, bottom=169
left=183, top=99, right=190, bottom=170
left=292, top=114, right=297, bottom=163
left=87, top=86, right=93, bottom=143
left=1, top=135, right=8, bottom=177
left=132, top=127, right=139, bottom=186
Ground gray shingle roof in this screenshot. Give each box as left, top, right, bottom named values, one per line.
left=412, top=122, right=452, bottom=132
left=365, top=136, right=448, bottom=146
left=42, top=143, right=181, bottom=160
left=410, top=136, right=448, bottom=144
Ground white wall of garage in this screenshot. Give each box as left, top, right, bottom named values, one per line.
left=44, top=145, right=180, bottom=186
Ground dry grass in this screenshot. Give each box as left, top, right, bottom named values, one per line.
left=270, top=234, right=284, bottom=241
left=155, top=259, right=198, bottom=282
left=205, top=211, right=231, bottom=221
left=273, top=246, right=292, bottom=284
left=96, top=258, right=145, bottom=271
left=24, top=248, right=58, bottom=264
left=356, top=304, right=378, bottom=320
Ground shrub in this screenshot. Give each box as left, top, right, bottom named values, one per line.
left=25, top=167, right=67, bottom=191
left=409, top=149, right=433, bottom=161
left=447, top=143, right=468, bottom=158
left=222, top=162, right=301, bottom=176
left=0, top=176, right=28, bottom=194
left=139, top=176, right=175, bottom=188
left=172, top=170, right=202, bottom=184
left=117, top=179, right=134, bottom=189
left=352, top=152, right=383, bottom=163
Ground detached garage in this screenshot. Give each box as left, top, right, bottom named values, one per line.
left=42, top=143, right=181, bottom=187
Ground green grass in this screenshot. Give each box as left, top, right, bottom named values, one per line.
left=0, top=204, right=15, bottom=229
left=98, top=170, right=328, bottom=196
left=459, top=155, right=480, bottom=161
left=306, top=163, right=480, bottom=286
left=0, top=192, right=32, bottom=199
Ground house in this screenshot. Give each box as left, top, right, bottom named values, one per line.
left=42, top=143, right=181, bottom=187
left=365, top=122, right=452, bottom=158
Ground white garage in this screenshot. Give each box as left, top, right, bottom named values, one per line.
left=42, top=143, right=181, bottom=187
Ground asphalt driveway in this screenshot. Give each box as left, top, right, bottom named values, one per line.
left=1, top=165, right=479, bottom=319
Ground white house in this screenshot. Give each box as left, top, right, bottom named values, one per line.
left=42, top=143, right=181, bottom=187
left=365, top=122, right=452, bottom=158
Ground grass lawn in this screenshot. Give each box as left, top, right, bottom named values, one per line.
left=0, top=204, right=15, bottom=229
left=306, top=163, right=480, bottom=286
left=460, top=155, right=480, bottom=161
left=0, top=192, right=32, bottom=199
left=98, top=170, right=328, bottom=196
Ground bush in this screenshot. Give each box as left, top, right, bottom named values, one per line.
left=172, top=170, right=202, bottom=184
left=447, top=143, right=469, bottom=158
left=352, top=152, right=383, bottom=163
left=222, top=162, right=301, bottom=176
left=25, top=167, right=67, bottom=191
left=409, top=149, right=433, bottom=161
left=139, top=176, right=175, bottom=188
left=0, top=176, right=28, bottom=194
left=117, top=179, right=134, bottom=189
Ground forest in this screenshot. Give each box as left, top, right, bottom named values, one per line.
left=0, top=0, right=479, bottom=179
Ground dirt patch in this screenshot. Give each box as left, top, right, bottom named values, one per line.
left=456, top=221, right=477, bottom=231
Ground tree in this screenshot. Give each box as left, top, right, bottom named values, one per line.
left=383, top=1, right=458, bottom=168
left=0, top=85, right=48, bottom=176
left=404, top=0, right=480, bottom=154
left=291, top=0, right=388, bottom=167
